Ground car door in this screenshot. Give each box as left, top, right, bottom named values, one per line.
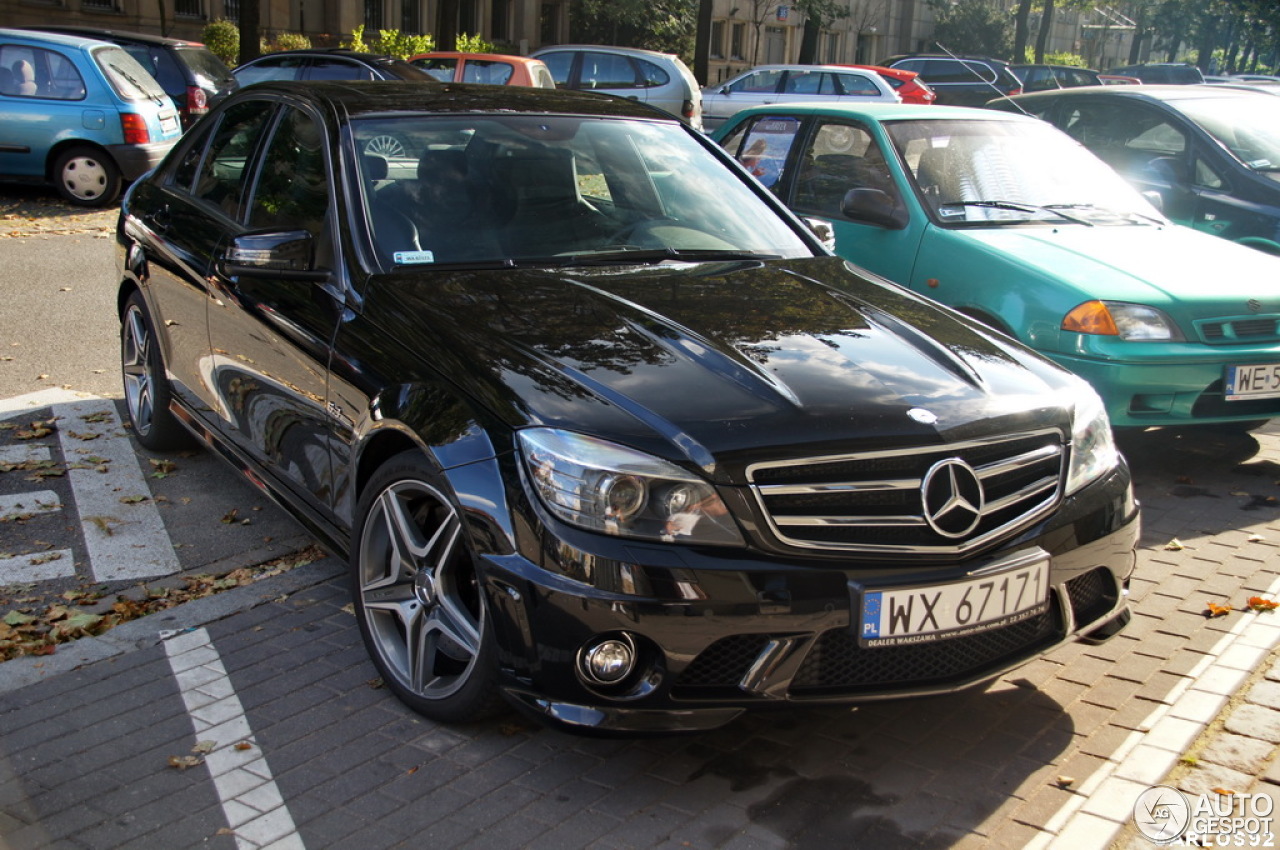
left=0, top=43, right=89, bottom=180
left=203, top=102, right=343, bottom=514
left=1055, top=98, right=1197, bottom=221
left=130, top=99, right=277, bottom=416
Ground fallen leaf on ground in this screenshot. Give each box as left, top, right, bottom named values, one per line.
left=167, top=755, right=203, bottom=770
left=1164, top=538, right=1186, bottom=551
left=1206, top=601, right=1233, bottom=618
left=1247, top=596, right=1279, bottom=612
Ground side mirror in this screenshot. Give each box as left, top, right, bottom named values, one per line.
left=840, top=188, right=909, bottom=230
left=1141, top=190, right=1165, bottom=213
left=1144, top=156, right=1186, bottom=184
left=720, top=85, right=731, bottom=95
left=220, top=230, right=328, bottom=282
left=803, top=217, right=836, bottom=252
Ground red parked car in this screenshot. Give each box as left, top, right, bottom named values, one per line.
left=843, top=64, right=936, bottom=104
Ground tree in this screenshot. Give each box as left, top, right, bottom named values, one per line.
left=792, top=0, right=850, bottom=64
left=1013, top=0, right=1035, bottom=60
left=570, top=0, right=698, bottom=57
left=238, top=0, right=261, bottom=64
left=928, top=0, right=1013, bottom=58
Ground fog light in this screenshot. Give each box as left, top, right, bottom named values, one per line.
left=579, top=635, right=636, bottom=685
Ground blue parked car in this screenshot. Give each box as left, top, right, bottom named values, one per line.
left=0, top=28, right=182, bottom=206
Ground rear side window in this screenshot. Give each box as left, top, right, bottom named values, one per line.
left=235, top=56, right=303, bottom=85
left=306, top=58, right=371, bottom=81
left=636, top=58, right=670, bottom=88
left=783, top=70, right=837, bottom=95
left=462, top=60, right=514, bottom=85
left=580, top=52, right=638, bottom=89
left=414, top=57, right=457, bottom=81
left=835, top=72, right=880, bottom=96
left=720, top=115, right=802, bottom=193
left=0, top=45, right=86, bottom=100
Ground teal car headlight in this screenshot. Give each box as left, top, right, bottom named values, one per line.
left=1066, top=382, right=1120, bottom=495
left=1062, top=300, right=1184, bottom=341
left=518, top=428, right=744, bottom=546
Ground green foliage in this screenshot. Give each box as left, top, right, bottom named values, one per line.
left=571, top=0, right=696, bottom=58
left=202, top=18, right=240, bottom=66
left=928, top=0, right=1014, bottom=58
left=1022, top=48, right=1088, bottom=66
left=261, top=32, right=312, bottom=54
left=455, top=33, right=495, bottom=54
left=342, top=25, right=434, bottom=59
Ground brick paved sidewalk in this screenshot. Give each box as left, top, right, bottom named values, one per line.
left=1, top=423, right=1279, bottom=849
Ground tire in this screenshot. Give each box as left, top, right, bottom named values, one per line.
left=53, top=146, right=122, bottom=207
left=120, top=293, right=190, bottom=451
left=351, top=452, right=504, bottom=723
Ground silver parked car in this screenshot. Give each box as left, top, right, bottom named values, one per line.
left=531, top=44, right=702, bottom=130
left=701, top=64, right=900, bottom=131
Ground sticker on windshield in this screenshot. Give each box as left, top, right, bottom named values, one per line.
left=394, top=250, right=436, bottom=264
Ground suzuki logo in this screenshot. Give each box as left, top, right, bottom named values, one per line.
left=921, top=458, right=985, bottom=538
left=1248, top=299, right=1263, bottom=314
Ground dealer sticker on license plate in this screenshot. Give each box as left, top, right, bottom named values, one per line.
left=859, top=558, right=1049, bottom=648
left=1225, top=364, right=1280, bottom=401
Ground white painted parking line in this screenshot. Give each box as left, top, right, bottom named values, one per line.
left=0, top=388, right=94, bottom=420
left=0, top=549, right=76, bottom=582
left=55, top=398, right=179, bottom=582
left=0, top=489, right=61, bottom=520
left=164, top=628, right=304, bottom=850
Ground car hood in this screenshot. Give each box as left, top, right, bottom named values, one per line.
left=939, top=223, right=1280, bottom=318
left=365, top=257, right=1077, bottom=475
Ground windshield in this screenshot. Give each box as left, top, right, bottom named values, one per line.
left=352, top=114, right=813, bottom=267
left=1174, top=95, right=1280, bottom=175
left=886, top=117, right=1164, bottom=225
left=96, top=46, right=167, bottom=101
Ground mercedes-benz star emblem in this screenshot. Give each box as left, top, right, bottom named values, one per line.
left=922, top=458, right=985, bottom=538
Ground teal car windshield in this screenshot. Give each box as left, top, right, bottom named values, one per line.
left=1172, top=96, right=1280, bottom=174
left=884, top=118, right=1164, bottom=225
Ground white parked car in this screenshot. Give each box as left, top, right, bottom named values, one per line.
left=701, top=64, right=899, bottom=131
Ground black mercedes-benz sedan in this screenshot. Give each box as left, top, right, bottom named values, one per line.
left=116, top=81, right=1139, bottom=734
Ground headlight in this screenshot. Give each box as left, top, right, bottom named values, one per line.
left=1062, top=301, right=1183, bottom=341
left=518, top=428, right=744, bottom=546
left=1065, top=381, right=1120, bottom=495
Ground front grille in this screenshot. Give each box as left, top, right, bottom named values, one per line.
left=1197, top=316, right=1280, bottom=344
left=748, top=430, right=1065, bottom=554
left=677, top=634, right=770, bottom=691
left=1066, top=567, right=1118, bottom=627
left=789, top=607, right=1059, bottom=695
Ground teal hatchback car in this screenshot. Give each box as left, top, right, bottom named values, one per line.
left=714, top=102, right=1280, bottom=430
left=0, top=28, right=181, bottom=206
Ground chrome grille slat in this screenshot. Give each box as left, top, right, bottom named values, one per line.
left=748, top=429, right=1066, bottom=555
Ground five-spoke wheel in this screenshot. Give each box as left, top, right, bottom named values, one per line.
left=351, top=453, right=502, bottom=722
left=120, top=293, right=188, bottom=450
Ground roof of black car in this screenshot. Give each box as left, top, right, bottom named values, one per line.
left=1009, top=83, right=1273, bottom=104
left=241, top=48, right=411, bottom=64
left=235, top=79, right=677, bottom=122
left=18, top=25, right=200, bottom=47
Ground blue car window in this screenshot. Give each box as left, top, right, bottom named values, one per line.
left=0, top=45, right=85, bottom=100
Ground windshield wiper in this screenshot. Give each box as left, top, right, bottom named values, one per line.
left=554, top=248, right=781, bottom=266
left=1042, top=203, right=1164, bottom=226
left=938, top=200, right=1094, bottom=226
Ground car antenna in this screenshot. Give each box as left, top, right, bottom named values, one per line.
left=933, top=41, right=1034, bottom=117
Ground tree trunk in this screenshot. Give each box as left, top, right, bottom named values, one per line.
left=1034, top=0, right=1054, bottom=64
left=438, top=0, right=459, bottom=51
left=798, top=17, right=820, bottom=64
left=1013, top=0, right=1033, bottom=64
left=238, top=0, right=261, bottom=63
left=1194, top=10, right=1218, bottom=72
left=694, top=0, right=713, bottom=85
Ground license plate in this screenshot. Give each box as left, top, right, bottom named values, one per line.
left=160, top=115, right=179, bottom=134
left=859, top=558, right=1049, bottom=647
left=1225, top=364, right=1280, bottom=401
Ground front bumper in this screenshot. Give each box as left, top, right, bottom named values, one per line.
left=1051, top=351, right=1280, bottom=428
left=480, top=465, right=1139, bottom=733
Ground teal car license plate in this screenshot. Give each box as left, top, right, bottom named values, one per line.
left=1225, top=364, right=1280, bottom=401
left=859, top=558, right=1049, bottom=647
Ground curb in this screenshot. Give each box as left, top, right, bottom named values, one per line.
left=0, top=556, right=345, bottom=696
